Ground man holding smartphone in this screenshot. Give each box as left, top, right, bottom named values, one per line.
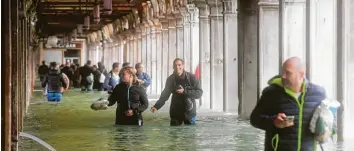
left=151, top=58, right=203, bottom=126
left=250, top=57, right=326, bottom=151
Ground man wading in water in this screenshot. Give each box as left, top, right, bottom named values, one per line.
left=151, top=58, right=203, bottom=126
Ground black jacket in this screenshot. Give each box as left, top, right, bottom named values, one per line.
left=62, top=66, right=74, bottom=80
left=250, top=76, right=326, bottom=151
left=38, top=65, right=49, bottom=75
left=153, top=72, right=203, bottom=119
left=79, top=65, right=94, bottom=85
left=108, top=83, right=149, bottom=125
left=42, top=69, right=68, bottom=93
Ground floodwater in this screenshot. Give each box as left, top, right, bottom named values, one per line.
left=20, top=85, right=353, bottom=151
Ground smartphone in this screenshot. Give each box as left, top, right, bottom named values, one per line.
left=284, top=116, right=295, bottom=122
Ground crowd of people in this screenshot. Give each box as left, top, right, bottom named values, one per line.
left=37, top=58, right=203, bottom=127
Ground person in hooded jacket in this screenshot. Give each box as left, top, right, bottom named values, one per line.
left=250, top=57, right=326, bottom=151
left=151, top=58, right=203, bottom=126
left=41, top=62, right=68, bottom=102
left=107, top=66, right=149, bottom=126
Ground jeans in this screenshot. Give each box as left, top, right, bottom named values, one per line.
left=81, top=82, right=93, bottom=91
left=170, top=116, right=196, bottom=126
left=47, top=92, right=62, bottom=102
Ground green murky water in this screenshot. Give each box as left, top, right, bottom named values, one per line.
left=20, top=82, right=353, bottom=151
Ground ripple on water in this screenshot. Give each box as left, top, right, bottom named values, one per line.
left=20, top=89, right=353, bottom=151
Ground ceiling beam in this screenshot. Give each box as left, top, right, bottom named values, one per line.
left=41, top=2, right=137, bottom=7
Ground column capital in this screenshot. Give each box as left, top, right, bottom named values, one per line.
left=207, top=0, right=223, bottom=17
left=223, top=0, right=237, bottom=14
left=168, top=18, right=176, bottom=29
left=195, top=2, right=210, bottom=20
left=160, top=19, right=169, bottom=31
left=258, top=0, right=279, bottom=7
left=188, top=4, right=199, bottom=23
left=206, top=0, right=223, bottom=7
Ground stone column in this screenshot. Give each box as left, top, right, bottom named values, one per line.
left=168, top=16, right=177, bottom=74
left=258, top=0, right=280, bottom=91
left=337, top=0, right=354, bottom=141
left=130, top=35, right=135, bottom=64
left=156, top=24, right=163, bottom=94
left=309, top=0, right=336, bottom=98
left=161, top=19, right=169, bottom=88
left=279, top=0, right=307, bottom=63
left=141, top=25, right=147, bottom=66
left=150, top=24, right=157, bottom=94
left=223, top=0, right=238, bottom=113
left=238, top=0, right=258, bottom=118
left=175, top=13, right=184, bottom=58
left=109, top=42, right=113, bottom=67
left=125, top=36, right=130, bottom=63
left=146, top=24, right=152, bottom=94
left=181, top=7, right=191, bottom=71
left=208, top=0, right=224, bottom=111
left=188, top=4, right=200, bottom=77
left=136, top=28, right=142, bottom=62
left=196, top=1, right=211, bottom=109
left=133, top=35, right=138, bottom=65
left=118, top=39, right=124, bottom=63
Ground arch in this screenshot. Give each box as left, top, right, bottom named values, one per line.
left=121, top=16, right=129, bottom=31
left=127, top=14, right=133, bottom=29
left=151, top=0, right=160, bottom=17
left=132, top=8, right=141, bottom=25
left=166, top=0, right=173, bottom=14
left=158, top=0, right=166, bottom=16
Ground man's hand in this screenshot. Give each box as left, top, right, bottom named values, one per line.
left=273, top=113, right=294, bottom=128
left=176, top=88, right=184, bottom=94
left=151, top=107, right=157, bottom=113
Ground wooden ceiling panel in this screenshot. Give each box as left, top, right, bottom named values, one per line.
left=37, top=0, right=146, bottom=37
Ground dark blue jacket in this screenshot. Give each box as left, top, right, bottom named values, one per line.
left=104, top=71, right=120, bottom=92
left=136, top=72, right=151, bottom=88
left=250, top=76, right=326, bottom=151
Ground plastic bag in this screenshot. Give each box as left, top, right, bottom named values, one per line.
left=91, top=98, right=109, bottom=111
left=86, top=73, right=94, bottom=84
left=43, top=85, right=48, bottom=96
left=99, top=73, right=106, bottom=83
left=309, top=99, right=340, bottom=144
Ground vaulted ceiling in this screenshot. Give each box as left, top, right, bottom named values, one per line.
left=36, top=0, right=146, bottom=37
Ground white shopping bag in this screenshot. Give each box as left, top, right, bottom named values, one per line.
left=43, top=85, right=48, bottom=96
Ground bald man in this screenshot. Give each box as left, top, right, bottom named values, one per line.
left=250, top=57, right=326, bottom=151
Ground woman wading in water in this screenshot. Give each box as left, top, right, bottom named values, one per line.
left=107, top=67, right=149, bottom=126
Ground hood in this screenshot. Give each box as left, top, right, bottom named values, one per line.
left=267, top=75, right=309, bottom=95
left=267, top=75, right=283, bottom=87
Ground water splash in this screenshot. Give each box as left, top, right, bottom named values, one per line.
left=19, top=132, right=56, bottom=151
